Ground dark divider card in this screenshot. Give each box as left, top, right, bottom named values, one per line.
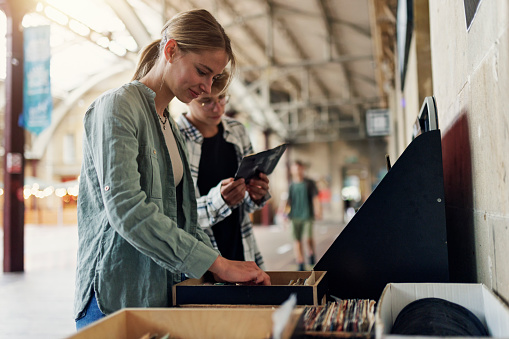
left=234, top=144, right=288, bottom=183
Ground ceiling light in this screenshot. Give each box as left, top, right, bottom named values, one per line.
left=108, top=41, right=127, bottom=57
left=96, top=36, right=110, bottom=48
left=69, top=19, right=90, bottom=37
left=44, top=6, right=68, bottom=26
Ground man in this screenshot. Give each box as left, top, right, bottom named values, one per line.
left=177, top=72, right=269, bottom=268
left=286, top=160, right=322, bottom=271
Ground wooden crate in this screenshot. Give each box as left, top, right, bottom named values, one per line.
left=67, top=307, right=302, bottom=339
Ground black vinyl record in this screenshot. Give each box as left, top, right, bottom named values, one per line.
left=391, top=298, right=489, bottom=336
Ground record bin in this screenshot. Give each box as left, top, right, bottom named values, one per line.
left=66, top=307, right=303, bottom=339
left=172, top=270, right=327, bottom=306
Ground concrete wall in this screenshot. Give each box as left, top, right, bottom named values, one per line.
left=427, top=0, right=509, bottom=302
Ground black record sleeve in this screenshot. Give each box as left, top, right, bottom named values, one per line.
left=234, top=143, right=288, bottom=183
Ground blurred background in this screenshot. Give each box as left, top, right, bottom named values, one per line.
left=0, top=0, right=396, bottom=227
left=2, top=0, right=509, bottom=338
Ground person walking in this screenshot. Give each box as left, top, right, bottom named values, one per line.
left=286, top=160, right=322, bottom=271
left=74, top=9, right=269, bottom=330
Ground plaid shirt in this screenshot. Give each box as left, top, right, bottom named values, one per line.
left=177, top=113, right=268, bottom=268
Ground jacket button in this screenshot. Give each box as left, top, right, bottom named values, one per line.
left=104, top=186, right=110, bottom=191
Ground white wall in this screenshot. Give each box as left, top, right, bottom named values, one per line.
left=429, top=0, right=509, bottom=302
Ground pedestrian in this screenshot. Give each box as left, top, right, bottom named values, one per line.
left=74, top=9, right=270, bottom=330
left=177, top=71, right=269, bottom=268
left=286, top=160, right=322, bottom=271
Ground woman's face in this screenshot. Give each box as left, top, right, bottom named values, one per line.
left=188, top=90, right=230, bottom=128
left=166, top=45, right=229, bottom=104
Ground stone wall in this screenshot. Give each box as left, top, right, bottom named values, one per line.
left=401, top=0, right=509, bottom=303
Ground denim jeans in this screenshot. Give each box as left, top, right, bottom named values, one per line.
left=75, top=292, right=106, bottom=330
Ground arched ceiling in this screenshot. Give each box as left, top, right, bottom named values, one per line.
left=157, top=0, right=398, bottom=142
left=14, top=0, right=397, bottom=153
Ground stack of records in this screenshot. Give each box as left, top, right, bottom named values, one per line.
left=294, top=299, right=376, bottom=338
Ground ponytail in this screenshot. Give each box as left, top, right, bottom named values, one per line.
left=132, top=39, right=161, bottom=81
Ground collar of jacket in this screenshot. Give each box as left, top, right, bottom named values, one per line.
left=178, top=113, right=232, bottom=143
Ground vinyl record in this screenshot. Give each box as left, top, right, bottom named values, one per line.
left=390, top=297, right=489, bottom=336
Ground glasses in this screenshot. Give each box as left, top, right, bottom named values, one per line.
left=199, top=95, right=230, bottom=110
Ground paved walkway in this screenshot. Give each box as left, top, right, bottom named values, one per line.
left=0, top=219, right=344, bottom=339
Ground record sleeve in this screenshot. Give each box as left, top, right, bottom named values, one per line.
left=234, top=144, right=288, bottom=183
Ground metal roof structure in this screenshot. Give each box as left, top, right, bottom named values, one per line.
left=137, top=0, right=398, bottom=142
left=7, top=0, right=397, bottom=149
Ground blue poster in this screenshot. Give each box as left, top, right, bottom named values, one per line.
left=21, top=25, right=52, bottom=135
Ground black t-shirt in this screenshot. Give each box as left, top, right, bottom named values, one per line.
left=197, top=124, right=244, bottom=261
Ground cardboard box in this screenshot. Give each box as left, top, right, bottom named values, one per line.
left=67, top=307, right=303, bottom=339
left=375, top=283, right=509, bottom=339
left=173, top=271, right=327, bottom=307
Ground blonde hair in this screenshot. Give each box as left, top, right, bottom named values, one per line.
left=132, top=9, right=236, bottom=90
left=211, top=70, right=230, bottom=95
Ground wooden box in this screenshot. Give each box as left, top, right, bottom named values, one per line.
left=67, top=307, right=302, bottom=339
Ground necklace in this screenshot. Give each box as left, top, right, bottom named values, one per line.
left=158, top=111, right=168, bottom=130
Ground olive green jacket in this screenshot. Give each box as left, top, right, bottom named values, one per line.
left=74, top=81, right=218, bottom=318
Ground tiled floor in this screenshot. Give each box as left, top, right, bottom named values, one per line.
left=0, top=219, right=344, bottom=339
left=0, top=225, right=78, bottom=339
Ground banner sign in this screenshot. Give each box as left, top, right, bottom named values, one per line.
left=21, top=25, right=52, bottom=135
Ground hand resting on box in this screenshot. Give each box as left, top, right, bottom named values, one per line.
left=208, top=255, right=271, bottom=286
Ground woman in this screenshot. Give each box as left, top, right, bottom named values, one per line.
left=177, top=72, right=269, bottom=269
left=75, top=9, right=270, bottom=330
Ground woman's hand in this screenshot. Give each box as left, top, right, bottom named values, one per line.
left=208, top=256, right=271, bottom=285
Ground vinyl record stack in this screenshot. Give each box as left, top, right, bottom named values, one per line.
left=295, top=299, right=376, bottom=338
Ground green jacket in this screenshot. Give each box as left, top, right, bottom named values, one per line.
left=74, top=81, right=219, bottom=318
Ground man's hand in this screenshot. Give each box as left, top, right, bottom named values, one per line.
left=313, top=196, right=322, bottom=220
left=247, top=173, right=270, bottom=203
left=220, top=178, right=246, bottom=206
left=209, top=256, right=271, bottom=285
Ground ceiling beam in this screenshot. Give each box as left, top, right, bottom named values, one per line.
left=273, top=2, right=372, bottom=38
left=317, top=0, right=357, bottom=99
left=104, top=0, right=153, bottom=48
left=223, top=12, right=266, bottom=29
left=229, top=78, right=289, bottom=139
left=270, top=5, right=330, bottom=99
left=222, top=3, right=372, bottom=39
left=318, top=0, right=374, bottom=138
left=238, top=54, right=373, bottom=72
left=270, top=96, right=381, bottom=110
left=217, top=0, right=268, bottom=60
